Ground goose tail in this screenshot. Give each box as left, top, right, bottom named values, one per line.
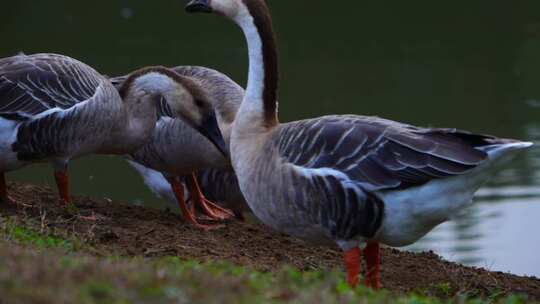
left=480, top=140, right=533, bottom=166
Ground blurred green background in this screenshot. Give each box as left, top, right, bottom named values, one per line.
left=1, top=1, right=539, bottom=276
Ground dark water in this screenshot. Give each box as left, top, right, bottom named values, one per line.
left=2, top=1, right=539, bottom=276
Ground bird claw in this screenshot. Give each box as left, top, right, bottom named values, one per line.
left=191, top=222, right=226, bottom=231
left=195, top=197, right=235, bottom=221
left=63, top=203, right=98, bottom=222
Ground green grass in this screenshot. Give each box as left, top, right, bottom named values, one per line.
left=0, top=215, right=535, bottom=304
left=0, top=216, right=86, bottom=252
left=0, top=249, right=532, bottom=304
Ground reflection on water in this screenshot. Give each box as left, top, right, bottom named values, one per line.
left=2, top=1, right=540, bottom=278
left=407, top=123, right=540, bottom=277
left=406, top=194, right=540, bottom=277
left=406, top=199, right=540, bottom=274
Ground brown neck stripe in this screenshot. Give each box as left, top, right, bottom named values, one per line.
left=242, top=0, right=279, bottom=127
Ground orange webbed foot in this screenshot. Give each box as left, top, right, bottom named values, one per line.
left=187, top=173, right=234, bottom=221
left=168, top=175, right=226, bottom=230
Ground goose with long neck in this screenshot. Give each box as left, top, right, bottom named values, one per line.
left=0, top=53, right=225, bottom=210
left=111, top=65, right=246, bottom=228
left=186, top=0, right=533, bottom=289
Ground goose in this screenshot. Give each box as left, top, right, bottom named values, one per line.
left=0, top=53, right=226, bottom=212
left=111, top=66, right=247, bottom=228
left=185, top=0, right=533, bottom=289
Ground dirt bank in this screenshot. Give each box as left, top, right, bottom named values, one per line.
left=1, top=182, right=539, bottom=299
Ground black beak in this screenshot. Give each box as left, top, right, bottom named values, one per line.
left=198, top=112, right=228, bottom=157
left=185, top=0, right=212, bottom=13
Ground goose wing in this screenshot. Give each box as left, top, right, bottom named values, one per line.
left=0, top=53, right=103, bottom=120
left=274, top=115, right=500, bottom=192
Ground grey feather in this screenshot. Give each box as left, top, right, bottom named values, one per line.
left=0, top=53, right=102, bottom=118
left=272, top=115, right=509, bottom=192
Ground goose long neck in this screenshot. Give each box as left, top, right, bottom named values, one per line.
left=119, top=68, right=178, bottom=102
left=120, top=72, right=171, bottom=125
left=236, top=0, right=279, bottom=128
left=111, top=70, right=179, bottom=153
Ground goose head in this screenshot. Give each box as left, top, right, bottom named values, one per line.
left=186, top=0, right=280, bottom=130
left=186, top=0, right=235, bottom=16
left=174, top=77, right=231, bottom=157
left=185, top=0, right=257, bottom=20
left=120, top=67, right=228, bottom=156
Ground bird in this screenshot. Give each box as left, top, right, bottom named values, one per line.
left=0, top=53, right=226, bottom=214
left=110, top=66, right=247, bottom=228
left=185, top=0, right=533, bottom=289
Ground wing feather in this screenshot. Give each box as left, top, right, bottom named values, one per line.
left=0, top=53, right=102, bottom=119
left=273, top=115, right=498, bottom=191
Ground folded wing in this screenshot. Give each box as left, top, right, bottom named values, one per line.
left=275, top=115, right=502, bottom=191
left=0, top=53, right=102, bottom=120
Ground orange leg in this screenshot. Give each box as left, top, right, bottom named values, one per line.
left=364, top=242, right=381, bottom=289
left=167, top=176, right=219, bottom=230
left=186, top=173, right=234, bottom=221
left=189, top=191, right=196, bottom=215
left=344, top=247, right=362, bottom=287
left=52, top=164, right=96, bottom=220
left=54, top=169, right=70, bottom=206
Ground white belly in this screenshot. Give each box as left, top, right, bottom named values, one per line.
left=377, top=175, right=479, bottom=246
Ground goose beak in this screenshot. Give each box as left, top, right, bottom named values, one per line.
left=185, top=0, right=212, bottom=13
left=198, top=112, right=228, bottom=157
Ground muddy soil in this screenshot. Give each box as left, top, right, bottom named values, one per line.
left=1, top=182, right=539, bottom=299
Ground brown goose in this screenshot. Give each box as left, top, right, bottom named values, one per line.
left=186, top=0, right=533, bottom=288
left=0, top=53, right=225, bottom=210
left=111, top=66, right=247, bottom=228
